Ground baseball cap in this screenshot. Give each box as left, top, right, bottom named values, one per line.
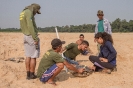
left=97, top=10, right=103, bottom=15
left=51, top=38, right=65, bottom=48
left=31, top=3, right=41, bottom=14
left=37, top=10, right=41, bottom=14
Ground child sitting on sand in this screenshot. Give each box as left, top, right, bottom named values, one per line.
left=89, top=32, right=117, bottom=74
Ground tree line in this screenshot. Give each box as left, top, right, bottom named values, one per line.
left=0, top=18, right=133, bottom=32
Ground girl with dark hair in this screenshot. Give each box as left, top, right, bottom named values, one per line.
left=89, top=32, right=117, bottom=74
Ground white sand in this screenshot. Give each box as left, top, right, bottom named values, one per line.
left=0, top=33, right=133, bottom=88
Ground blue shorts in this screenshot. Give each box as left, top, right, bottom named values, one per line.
left=40, top=64, right=58, bottom=82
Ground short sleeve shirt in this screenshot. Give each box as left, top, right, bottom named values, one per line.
left=37, top=49, right=64, bottom=78
left=63, top=43, right=82, bottom=60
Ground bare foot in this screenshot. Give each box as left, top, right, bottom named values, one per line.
left=47, top=81, right=57, bottom=86
left=90, top=66, right=96, bottom=71
left=102, top=68, right=111, bottom=74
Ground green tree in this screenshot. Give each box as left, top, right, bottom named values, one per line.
left=129, top=20, right=133, bottom=32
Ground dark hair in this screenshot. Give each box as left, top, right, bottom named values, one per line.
left=52, top=46, right=58, bottom=50
left=52, top=44, right=62, bottom=50
left=51, top=38, right=63, bottom=50
left=80, top=34, right=84, bottom=37
left=95, top=32, right=113, bottom=44
left=52, top=47, right=57, bottom=50
left=81, top=40, right=89, bottom=46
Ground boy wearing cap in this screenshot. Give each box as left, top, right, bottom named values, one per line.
left=94, top=10, right=112, bottom=55
left=37, top=38, right=84, bottom=85
left=20, top=3, right=41, bottom=79
left=62, top=40, right=90, bottom=65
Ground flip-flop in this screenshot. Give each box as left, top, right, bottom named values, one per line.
left=47, top=82, right=57, bottom=86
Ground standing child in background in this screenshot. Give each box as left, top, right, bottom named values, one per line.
left=76, top=34, right=84, bottom=45
left=94, top=10, right=112, bottom=55
left=76, top=34, right=93, bottom=55
left=89, top=32, right=117, bottom=74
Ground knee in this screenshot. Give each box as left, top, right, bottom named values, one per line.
left=56, top=63, right=64, bottom=69
left=89, top=55, right=93, bottom=61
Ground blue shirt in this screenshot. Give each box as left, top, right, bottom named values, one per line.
left=98, top=41, right=117, bottom=65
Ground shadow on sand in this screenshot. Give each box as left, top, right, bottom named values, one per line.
left=77, top=60, right=89, bottom=63
left=55, top=70, right=78, bottom=82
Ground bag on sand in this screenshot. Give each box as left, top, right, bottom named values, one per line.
left=72, top=65, right=93, bottom=77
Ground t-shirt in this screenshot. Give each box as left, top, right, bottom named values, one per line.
left=63, top=43, right=82, bottom=60
left=98, top=20, right=104, bottom=32
left=37, top=49, right=64, bottom=78
left=20, top=9, right=39, bottom=42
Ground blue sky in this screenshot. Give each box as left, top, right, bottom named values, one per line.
left=0, top=0, right=133, bottom=28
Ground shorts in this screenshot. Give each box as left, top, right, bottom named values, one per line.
left=24, top=35, right=40, bottom=58
left=40, top=64, right=58, bottom=82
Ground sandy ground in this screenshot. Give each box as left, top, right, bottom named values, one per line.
left=0, top=33, right=133, bottom=88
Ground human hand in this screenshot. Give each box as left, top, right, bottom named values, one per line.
left=102, top=59, right=108, bottom=62
left=78, top=68, right=84, bottom=73
left=100, top=58, right=108, bottom=62
left=34, top=41, right=38, bottom=45
left=34, top=41, right=39, bottom=49
left=99, top=57, right=103, bottom=61
left=89, top=65, right=96, bottom=71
